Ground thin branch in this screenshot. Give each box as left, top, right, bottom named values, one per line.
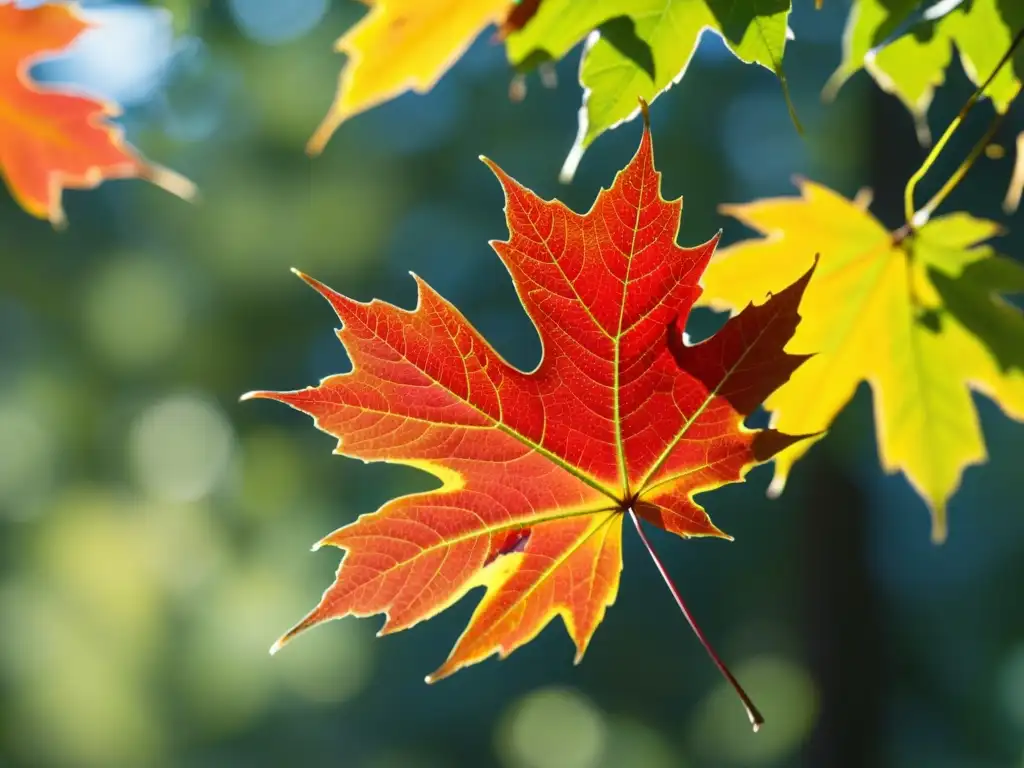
left=627, top=507, right=764, bottom=731
left=903, top=28, right=1024, bottom=226
left=918, top=92, right=1017, bottom=221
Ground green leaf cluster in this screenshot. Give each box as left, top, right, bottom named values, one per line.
left=825, top=0, right=1023, bottom=139
left=507, top=0, right=791, bottom=180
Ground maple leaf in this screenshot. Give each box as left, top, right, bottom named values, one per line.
left=825, top=0, right=1022, bottom=141
left=0, top=1, right=194, bottom=226
left=697, top=180, right=1024, bottom=542
left=245, top=109, right=813, bottom=726
left=505, top=0, right=791, bottom=180
left=307, top=0, right=510, bottom=155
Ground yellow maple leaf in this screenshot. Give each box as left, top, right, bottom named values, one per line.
left=697, top=181, right=1024, bottom=542
left=308, top=0, right=510, bottom=155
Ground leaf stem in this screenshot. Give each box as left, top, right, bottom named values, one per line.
left=918, top=88, right=1018, bottom=222
left=627, top=507, right=764, bottom=731
left=903, top=28, right=1024, bottom=227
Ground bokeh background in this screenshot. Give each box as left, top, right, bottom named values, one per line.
left=1, top=1, right=1023, bottom=766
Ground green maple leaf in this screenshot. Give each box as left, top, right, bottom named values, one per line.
left=505, top=0, right=791, bottom=181
left=826, top=0, right=1023, bottom=139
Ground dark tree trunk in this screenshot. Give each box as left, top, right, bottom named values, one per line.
left=800, top=82, right=921, bottom=768
left=801, top=456, right=883, bottom=768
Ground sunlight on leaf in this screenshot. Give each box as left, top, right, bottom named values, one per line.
left=506, top=0, right=791, bottom=180
left=827, top=0, right=1023, bottom=138
left=246, top=119, right=813, bottom=706
left=698, top=182, right=1024, bottom=541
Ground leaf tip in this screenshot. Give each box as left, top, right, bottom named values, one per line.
left=425, top=659, right=459, bottom=683
left=637, top=97, right=650, bottom=129
left=292, top=269, right=339, bottom=304
left=269, top=636, right=287, bottom=656
left=559, top=142, right=584, bottom=185
left=306, top=117, right=337, bottom=157
left=766, top=475, right=786, bottom=499
left=783, top=253, right=819, bottom=301
left=853, top=187, right=874, bottom=210
left=480, top=155, right=509, bottom=184
left=930, top=507, right=949, bottom=544
left=239, top=390, right=268, bottom=402
left=291, top=267, right=317, bottom=286
left=142, top=164, right=198, bottom=204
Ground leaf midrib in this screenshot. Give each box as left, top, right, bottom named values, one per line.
left=636, top=294, right=786, bottom=494
left=612, top=145, right=650, bottom=497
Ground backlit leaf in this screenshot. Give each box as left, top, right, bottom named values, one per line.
left=0, top=1, right=194, bottom=226
left=506, top=0, right=791, bottom=181
left=698, top=181, right=1024, bottom=542
left=307, top=0, right=510, bottom=155
left=826, top=0, right=1023, bottom=138
left=246, top=120, right=813, bottom=683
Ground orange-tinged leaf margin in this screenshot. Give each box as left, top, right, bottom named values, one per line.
left=0, top=1, right=195, bottom=225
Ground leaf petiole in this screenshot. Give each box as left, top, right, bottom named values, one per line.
left=903, top=28, right=1024, bottom=227
left=627, top=507, right=764, bottom=731
left=916, top=90, right=1017, bottom=223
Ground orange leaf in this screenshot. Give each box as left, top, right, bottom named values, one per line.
left=0, top=1, right=194, bottom=226
left=247, top=115, right=813, bottom=702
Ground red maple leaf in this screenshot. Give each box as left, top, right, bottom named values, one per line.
left=246, top=108, right=814, bottom=727
left=0, top=1, right=194, bottom=225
